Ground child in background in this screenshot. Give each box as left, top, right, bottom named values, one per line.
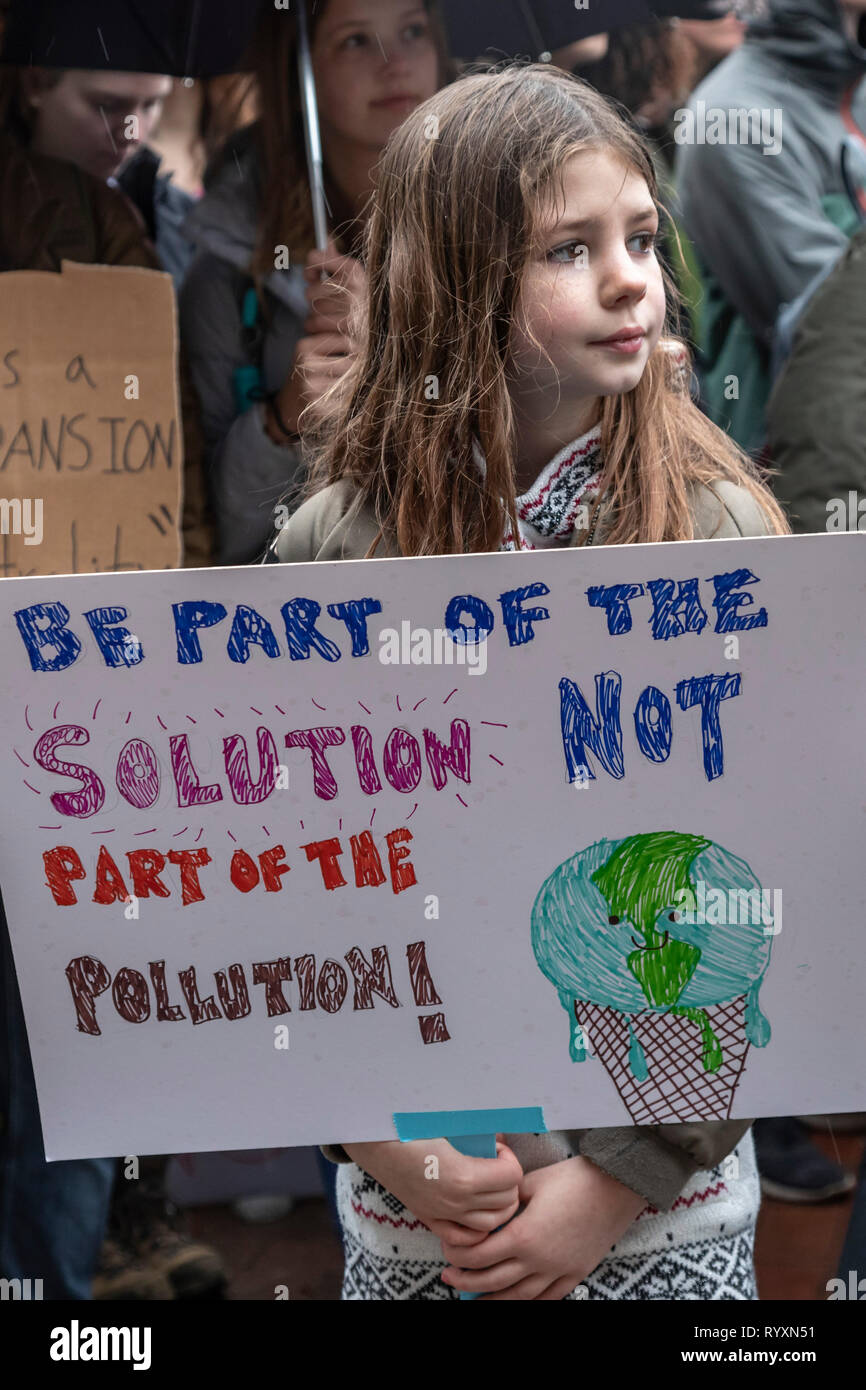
left=270, top=63, right=789, bottom=1301
left=181, top=0, right=456, bottom=565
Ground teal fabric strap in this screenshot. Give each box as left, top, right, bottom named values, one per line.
left=233, top=286, right=264, bottom=415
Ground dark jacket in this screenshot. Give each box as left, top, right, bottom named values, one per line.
left=180, top=127, right=310, bottom=565
left=0, top=130, right=160, bottom=272
left=766, top=223, right=866, bottom=532
left=116, top=145, right=197, bottom=291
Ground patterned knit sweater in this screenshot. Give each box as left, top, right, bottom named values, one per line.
left=336, top=1133, right=759, bottom=1301
left=500, top=424, right=603, bottom=551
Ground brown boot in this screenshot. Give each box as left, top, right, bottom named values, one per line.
left=112, top=1159, right=228, bottom=1300
left=132, top=1210, right=227, bottom=1300
left=92, top=1237, right=174, bottom=1301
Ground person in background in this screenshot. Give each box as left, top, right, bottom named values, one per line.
left=147, top=74, right=259, bottom=200
left=676, top=5, right=746, bottom=81
left=675, top=0, right=866, bottom=456
left=0, top=120, right=220, bottom=1302
left=120, top=73, right=259, bottom=288
left=572, top=16, right=698, bottom=161
left=0, top=56, right=215, bottom=564
left=0, top=19, right=219, bottom=1298
left=15, top=65, right=169, bottom=180
left=676, top=0, right=864, bottom=1204
left=180, top=0, right=457, bottom=566
left=765, top=222, right=866, bottom=533
left=0, top=62, right=201, bottom=288
left=551, top=33, right=611, bottom=73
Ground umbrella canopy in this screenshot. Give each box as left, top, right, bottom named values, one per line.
left=0, top=0, right=730, bottom=75
left=438, top=0, right=731, bottom=62
left=0, top=0, right=265, bottom=76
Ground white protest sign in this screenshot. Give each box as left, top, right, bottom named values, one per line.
left=0, top=533, right=864, bottom=1160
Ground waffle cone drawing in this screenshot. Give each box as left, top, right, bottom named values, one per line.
left=575, top=994, right=751, bottom=1125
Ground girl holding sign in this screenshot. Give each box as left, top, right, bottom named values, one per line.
left=270, top=64, right=789, bottom=1301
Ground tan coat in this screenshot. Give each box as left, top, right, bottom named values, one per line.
left=273, top=473, right=774, bottom=1209
left=274, top=475, right=775, bottom=564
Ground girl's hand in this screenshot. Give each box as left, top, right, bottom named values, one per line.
left=440, top=1155, right=647, bottom=1300
left=303, top=238, right=367, bottom=341
left=343, top=1137, right=523, bottom=1245
left=269, top=332, right=355, bottom=439
left=265, top=241, right=364, bottom=443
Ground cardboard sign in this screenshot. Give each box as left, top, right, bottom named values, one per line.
left=0, top=262, right=182, bottom=577
left=1, top=533, right=865, bottom=1161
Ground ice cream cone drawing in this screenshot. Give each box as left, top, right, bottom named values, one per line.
left=531, top=832, right=773, bottom=1124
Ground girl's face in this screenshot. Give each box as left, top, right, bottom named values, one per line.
left=509, top=149, right=666, bottom=434
left=312, top=0, right=440, bottom=151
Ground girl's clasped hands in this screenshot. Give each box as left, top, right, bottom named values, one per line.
left=344, top=1136, right=646, bottom=1301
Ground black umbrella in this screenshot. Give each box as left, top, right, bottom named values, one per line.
left=0, top=0, right=265, bottom=76
left=0, top=0, right=738, bottom=76
left=438, top=0, right=730, bottom=63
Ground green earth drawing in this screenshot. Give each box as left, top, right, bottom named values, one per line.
left=531, top=832, right=773, bottom=1124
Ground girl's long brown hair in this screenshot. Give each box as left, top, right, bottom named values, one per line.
left=240, top=0, right=458, bottom=271
left=303, top=61, right=789, bottom=555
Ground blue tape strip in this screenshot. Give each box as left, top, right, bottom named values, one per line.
left=448, top=1133, right=498, bottom=1160
left=392, top=1108, right=547, bottom=1302
left=393, top=1106, right=547, bottom=1141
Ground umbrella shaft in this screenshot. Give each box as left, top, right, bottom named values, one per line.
left=296, top=0, right=330, bottom=251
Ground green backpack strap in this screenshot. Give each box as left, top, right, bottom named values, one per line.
left=820, top=191, right=862, bottom=239
left=697, top=279, right=771, bottom=456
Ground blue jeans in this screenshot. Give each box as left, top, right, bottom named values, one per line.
left=315, top=1147, right=341, bottom=1237
left=0, top=897, right=115, bottom=1298
left=837, top=1141, right=866, bottom=1286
